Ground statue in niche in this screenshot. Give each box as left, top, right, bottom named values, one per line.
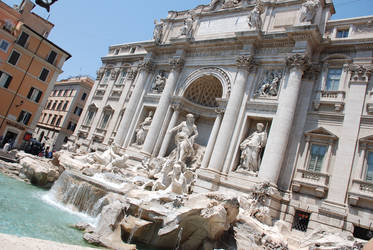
left=153, top=19, right=163, bottom=44
left=168, top=114, right=198, bottom=163
left=247, top=0, right=264, bottom=30
left=299, top=0, right=320, bottom=23
left=180, top=12, right=194, bottom=38
left=255, top=71, right=282, bottom=97
left=236, top=123, right=267, bottom=174
left=152, top=72, right=167, bottom=93
left=135, top=111, right=153, bottom=145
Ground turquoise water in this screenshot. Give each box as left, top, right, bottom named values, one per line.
left=0, top=172, right=95, bottom=247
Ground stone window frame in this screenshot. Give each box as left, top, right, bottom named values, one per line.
left=319, top=55, right=352, bottom=92
left=98, top=105, right=114, bottom=130
left=301, top=127, right=338, bottom=174
left=356, top=136, right=373, bottom=182
left=84, top=104, right=98, bottom=126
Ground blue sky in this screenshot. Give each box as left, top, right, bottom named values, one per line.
left=3, top=0, right=373, bottom=80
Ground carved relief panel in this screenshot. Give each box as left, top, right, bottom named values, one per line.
left=253, top=69, right=284, bottom=98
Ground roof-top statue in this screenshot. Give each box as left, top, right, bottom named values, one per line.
left=35, top=0, right=58, bottom=12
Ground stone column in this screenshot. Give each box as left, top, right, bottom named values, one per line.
left=208, top=55, right=255, bottom=172
left=259, top=54, right=309, bottom=184
left=142, top=57, right=185, bottom=155
left=201, top=108, right=224, bottom=168
left=158, top=104, right=181, bottom=157
left=114, top=60, right=153, bottom=146
left=326, top=64, right=372, bottom=205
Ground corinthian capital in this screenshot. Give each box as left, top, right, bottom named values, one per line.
left=348, top=64, right=373, bottom=82
left=126, top=68, right=138, bottom=80
left=138, top=60, right=154, bottom=72
left=286, top=54, right=310, bottom=71
left=169, top=57, right=185, bottom=71
left=236, top=55, right=256, bottom=71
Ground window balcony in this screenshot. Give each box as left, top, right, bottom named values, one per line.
left=313, top=90, right=345, bottom=112
left=292, top=168, right=330, bottom=198
left=348, top=179, right=373, bottom=209
left=94, top=128, right=107, bottom=141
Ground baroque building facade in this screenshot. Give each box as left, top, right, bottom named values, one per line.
left=72, top=0, right=373, bottom=239
left=0, top=0, right=71, bottom=148
left=34, top=76, right=93, bottom=150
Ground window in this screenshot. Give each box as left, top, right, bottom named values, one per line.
left=8, top=50, right=20, bottom=65
left=336, top=29, right=349, bottom=38
left=325, top=68, right=342, bottom=91
left=118, top=70, right=127, bottom=84
left=27, top=87, right=43, bottom=103
left=307, top=144, right=327, bottom=172
left=62, top=101, right=69, bottom=111
left=51, top=101, right=57, bottom=110
left=99, top=111, right=112, bottom=129
left=114, top=49, right=119, bottom=55
left=51, top=115, right=57, bottom=125
left=17, top=32, right=29, bottom=47
left=0, top=71, right=12, bottom=88
left=67, top=121, right=76, bottom=131
left=102, top=70, right=110, bottom=83
left=17, top=110, right=32, bottom=125
left=46, top=101, right=52, bottom=109
left=74, top=106, right=82, bottom=116
left=0, top=40, right=9, bottom=52
left=292, top=210, right=310, bottom=232
left=47, top=50, right=57, bottom=65
left=81, top=93, right=87, bottom=101
left=47, top=114, right=52, bottom=123
left=63, top=89, right=68, bottom=96
left=130, top=47, right=136, bottom=53
left=39, top=68, right=49, bottom=81
left=84, top=109, right=96, bottom=126
left=55, top=116, right=62, bottom=126
left=58, top=90, right=62, bottom=96
left=57, top=101, right=62, bottom=110
left=354, top=226, right=373, bottom=241
left=366, top=152, right=373, bottom=182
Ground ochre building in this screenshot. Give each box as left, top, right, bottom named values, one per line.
left=0, top=0, right=70, bottom=148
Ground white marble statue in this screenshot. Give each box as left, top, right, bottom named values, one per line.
left=135, top=111, right=153, bottom=145
left=152, top=73, right=167, bottom=93
left=168, top=114, right=198, bottom=163
left=299, top=0, right=320, bottom=23
left=153, top=19, right=163, bottom=44
left=166, top=162, right=188, bottom=195
left=247, top=1, right=263, bottom=30
left=180, top=12, right=194, bottom=38
left=255, top=72, right=282, bottom=97
left=237, top=123, right=267, bottom=173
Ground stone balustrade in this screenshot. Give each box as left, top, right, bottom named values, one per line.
left=348, top=179, right=373, bottom=209
left=292, top=168, right=330, bottom=198
left=313, top=90, right=345, bottom=112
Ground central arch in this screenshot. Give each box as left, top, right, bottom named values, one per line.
left=183, top=75, right=223, bottom=107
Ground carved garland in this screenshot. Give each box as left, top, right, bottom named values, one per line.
left=169, top=57, right=185, bottom=71
left=236, top=55, right=257, bottom=71
left=286, top=54, right=311, bottom=71
left=348, top=64, right=373, bottom=82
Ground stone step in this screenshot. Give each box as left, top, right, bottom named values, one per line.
left=126, top=158, right=142, bottom=167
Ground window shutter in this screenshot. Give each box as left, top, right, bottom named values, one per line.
left=35, top=90, right=42, bottom=103
left=4, top=75, right=12, bottom=88
left=27, top=87, right=34, bottom=99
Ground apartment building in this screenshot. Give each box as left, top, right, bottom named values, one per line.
left=34, top=76, right=93, bottom=150
left=0, top=0, right=70, bottom=148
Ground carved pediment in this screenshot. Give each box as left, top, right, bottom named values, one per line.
left=305, top=127, right=338, bottom=140
left=360, top=135, right=373, bottom=144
